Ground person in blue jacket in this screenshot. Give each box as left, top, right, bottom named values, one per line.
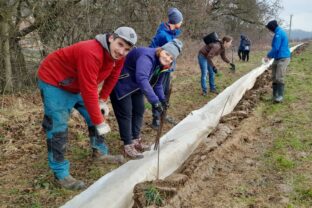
left=238, top=34, right=251, bottom=61
left=149, top=7, right=183, bottom=129
left=264, top=20, right=291, bottom=103
left=111, top=39, right=183, bottom=159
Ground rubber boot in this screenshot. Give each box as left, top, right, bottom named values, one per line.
left=274, top=83, right=284, bottom=103
left=272, top=83, right=278, bottom=101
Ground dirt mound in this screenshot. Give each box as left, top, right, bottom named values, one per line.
left=132, top=69, right=272, bottom=207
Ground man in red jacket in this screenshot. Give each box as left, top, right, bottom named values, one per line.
left=38, top=27, right=137, bottom=190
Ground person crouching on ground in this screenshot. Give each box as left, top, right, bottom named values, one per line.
left=264, top=20, right=291, bottom=103
left=110, top=39, right=183, bottom=159
left=37, top=27, right=137, bottom=190
left=198, top=36, right=235, bottom=96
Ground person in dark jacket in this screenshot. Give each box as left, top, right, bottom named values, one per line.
left=238, top=34, right=251, bottom=61
left=264, top=20, right=291, bottom=103
left=111, top=39, right=183, bottom=159
left=198, top=36, right=235, bottom=95
left=37, top=27, right=137, bottom=190
left=149, top=7, right=183, bottom=129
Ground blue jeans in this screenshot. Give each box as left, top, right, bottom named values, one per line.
left=198, top=53, right=216, bottom=93
left=110, top=90, right=145, bottom=145
left=38, top=80, right=106, bottom=180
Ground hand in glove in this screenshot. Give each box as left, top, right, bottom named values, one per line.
left=96, top=121, right=111, bottom=135
left=161, top=100, right=170, bottom=110
left=153, top=102, right=163, bottom=114
left=212, top=66, right=218, bottom=74
left=229, top=63, right=236, bottom=71
left=99, top=99, right=109, bottom=116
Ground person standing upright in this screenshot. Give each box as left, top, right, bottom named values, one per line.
left=149, top=7, right=183, bottom=129
left=264, top=20, right=291, bottom=103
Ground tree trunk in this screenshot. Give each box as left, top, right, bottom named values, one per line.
left=1, top=19, right=13, bottom=92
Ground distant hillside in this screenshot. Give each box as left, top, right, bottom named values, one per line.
left=286, top=29, right=312, bottom=40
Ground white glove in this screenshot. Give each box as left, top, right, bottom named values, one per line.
left=99, top=99, right=110, bottom=116
left=96, top=122, right=111, bottom=135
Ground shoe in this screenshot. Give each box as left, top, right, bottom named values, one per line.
left=210, top=89, right=219, bottom=94
left=151, top=117, right=160, bottom=129
left=92, top=149, right=125, bottom=164
left=202, top=92, right=207, bottom=96
left=124, top=144, right=144, bottom=159
left=56, top=175, right=86, bottom=190
left=133, top=138, right=150, bottom=152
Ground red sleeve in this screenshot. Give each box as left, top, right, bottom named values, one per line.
left=99, top=58, right=124, bottom=100
left=77, top=49, right=104, bottom=125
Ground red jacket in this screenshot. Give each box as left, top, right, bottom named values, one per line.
left=38, top=38, right=124, bottom=125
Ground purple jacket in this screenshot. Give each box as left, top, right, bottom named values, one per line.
left=113, top=47, right=166, bottom=104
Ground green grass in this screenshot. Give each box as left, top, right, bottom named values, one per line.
left=144, top=185, right=164, bottom=206
left=260, top=43, right=312, bottom=207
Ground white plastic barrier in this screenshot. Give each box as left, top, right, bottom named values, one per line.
left=61, top=45, right=301, bottom=208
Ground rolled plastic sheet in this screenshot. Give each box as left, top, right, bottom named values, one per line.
left=61, top=44, right=302, bottom=208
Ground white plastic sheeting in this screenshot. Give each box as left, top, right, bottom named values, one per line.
left=61, top=45, right=301, bottom=208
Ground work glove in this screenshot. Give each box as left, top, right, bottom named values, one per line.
left=99, top=99, right=109, bottom=116
left=96, top=121, right=111, bottom=135
left=161, top=100, right=170, bottom=110
left=153, top=102, right=163, bottom=114
left=229, top=63, right=236, bottom=71
left=212, top=66, right=218, bottom=74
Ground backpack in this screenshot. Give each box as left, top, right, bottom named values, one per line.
left=203, top=32, right=220, bottom=45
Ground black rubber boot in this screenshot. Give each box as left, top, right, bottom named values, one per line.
left=272, top=83, right=278, bottom=101
left=274, top=83, right=284, bottom=103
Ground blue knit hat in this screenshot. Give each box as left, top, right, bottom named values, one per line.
left=168, top=8, right=183, bottom=24
left=161, top=39, right=183, bottom=60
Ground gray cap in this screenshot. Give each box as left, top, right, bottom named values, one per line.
left=168, top=8, right=183, bottom=24
left=161, top=39, right=183, bottom=60
left=114, top=26, right=137, bottom=46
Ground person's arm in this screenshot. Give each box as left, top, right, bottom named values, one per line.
left=135, top=55, right=160, bottom=104
left=267, top=32, right=281, bottom=58
left=77, top=49, right=103, bottom=125
left=99, top=59, right=124, bottom=100
left=220, top=49, right=230, bottom=64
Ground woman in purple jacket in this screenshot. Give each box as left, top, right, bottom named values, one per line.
left=111, top=39, right=183, bottom=159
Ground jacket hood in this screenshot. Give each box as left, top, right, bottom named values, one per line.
left=95, top=33, right=110, bottom=51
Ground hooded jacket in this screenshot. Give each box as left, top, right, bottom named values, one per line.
left=113, top=47, right=166, bottom=104
left=149, top=22, right=181, bottom=48
left=267, top=26, right=291, bottom=59
left=38, top=34, right=125, bottom=125
left=239, top=35, right=251, bottom=51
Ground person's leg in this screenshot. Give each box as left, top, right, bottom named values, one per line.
left=38, top=80, right=85, bottom=190
left=207, top=63, right=217, bottom=93
left=238, top=49, right=242, bottom=60
left=274, top=58, right=290, bottom=103
left=111, top=91, right=143, bottom=159
left=246, top=50, right=250, bottom=62
left=242, top=50, right=246, bottom=61
left=198, top=53, right=208, bottom=95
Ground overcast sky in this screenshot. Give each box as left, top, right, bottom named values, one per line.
left=279, top=0, right=312, bottom=31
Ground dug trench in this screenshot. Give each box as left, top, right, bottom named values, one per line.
left=133, top=67, right=282, bottom=207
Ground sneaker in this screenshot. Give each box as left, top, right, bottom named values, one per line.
left=201, top=92, right=207, bottom=96
left=56, top=175, right=86, bottom=190
left=124, top=144, right=144, bottom=159
left=133, top=138, right=150, bottom=152
left=210, top=89, right=219, bottom=94
left=92, top=149, right=125, bottom=164
left=151, top=117, right=160, bottom=129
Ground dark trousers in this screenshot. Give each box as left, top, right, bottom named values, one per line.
left=110, top=90, right=145, bottom=145
left=152, top=72, right=171, bottom=119
left=238, top=49, right=243, bottom=60
left=242, top=50, right=250, bottom=61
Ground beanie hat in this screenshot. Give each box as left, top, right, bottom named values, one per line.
left=161, top=39, right=183, bottom=60
left=266, top=20, right=278, bottom=32
left=168, top=8, right=183, bottom=24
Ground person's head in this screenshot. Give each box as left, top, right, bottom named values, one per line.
left=168, top=7, right=183, bottom=30
left=266, top=20, right=278, bottom=33
left=157, top=39, right=183, bottom=66
left=108, top=26, right=137, bottom=60
left=222, top=36, right=233, bottom=48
